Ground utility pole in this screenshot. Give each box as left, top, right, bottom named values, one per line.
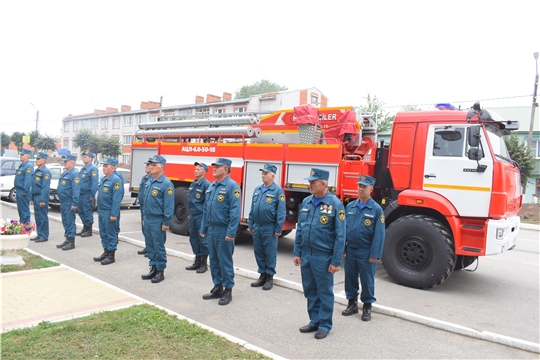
left=528, top=52, right=539, bottom=150
left=31, top=103, right=39, bottom=132
left=158, top=95, right=163, bottom=121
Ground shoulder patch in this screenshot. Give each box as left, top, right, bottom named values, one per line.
left=92, top=171, right=97, bottom=177
left=338, top=210, right=345, bottom=221
left=167, top=187, right=173, bottom=195
left=44, top=174, right=50, bottom=180
left=26, top=168, right=32, bottom=173
left=234, top=189, right=240, bottom=198
left=280, top=194, right=285, bottom=202
left=114, top=182, right=121, bottom=190
left=74, top=177, right=80, bottom=184
left=380, top=215, right=385, bottom=224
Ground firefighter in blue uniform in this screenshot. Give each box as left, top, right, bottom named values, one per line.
left=200, top=158, right=241, bottom=306
left=14, top=149, right=34, bottom=224
left=137, top=159, right=152, bottom=257
left=342, top=175, right=385, bottom=321
left=113, top=163, right=125, bottom=240
left=93, top=158, right=123, bottom=265
left=293, top=168, right=345, bottom=340
left=140, top=155, right=174, bottom=284
left=55, top=154, right=80, bottom=251
left=185, top=162, right=210, bottom=273
left=76, top=152, right=98, bottom=237
left=30, top=152, right=51, bottom=243
left=247, top=163, right=286, bottom=291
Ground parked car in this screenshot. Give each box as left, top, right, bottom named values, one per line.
left=0, top=158, right=37, bottom=202
left=0, top=157, right=36, bottom=176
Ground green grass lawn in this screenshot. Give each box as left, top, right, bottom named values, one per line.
left=1, top=249, right=59, bottom=273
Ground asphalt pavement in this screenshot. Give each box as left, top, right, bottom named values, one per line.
left=1, top=202, right=539, bottom=359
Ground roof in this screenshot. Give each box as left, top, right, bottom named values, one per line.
left=484, top=106, right=539, bottom=132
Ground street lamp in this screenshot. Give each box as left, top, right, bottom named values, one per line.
left=31, top=103, right=39, bottom=132
left=528, top=52, right=539, bottom=150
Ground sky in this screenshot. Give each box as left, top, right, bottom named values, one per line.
left=1, top=0, right=539, bottom=137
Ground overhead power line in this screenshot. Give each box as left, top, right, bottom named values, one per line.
left=384, top=94, right=533, bottom=109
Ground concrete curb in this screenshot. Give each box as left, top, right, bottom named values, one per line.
left=5, top=201, right=539, bottom=354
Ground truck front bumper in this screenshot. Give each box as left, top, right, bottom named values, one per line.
left=485, top=215, right=520, bottom=256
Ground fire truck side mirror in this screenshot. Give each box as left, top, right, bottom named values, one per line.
left=467, top=147, right=484, bottom=161
left=467, top=126, right=481, bottom=148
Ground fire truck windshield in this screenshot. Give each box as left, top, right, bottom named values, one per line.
left=484, top=123, right=511, bottom=160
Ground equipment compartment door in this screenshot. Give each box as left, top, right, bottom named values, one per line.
left=423, top=124, right=493, bottom=217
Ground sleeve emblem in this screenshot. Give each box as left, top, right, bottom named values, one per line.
left=338, top=210, right=345, bottom=221
left=74, top=177, right=80, bottom=184
left=26, top=168, right=32, bottom=173
left=114, top=183, right=121, bottom=190
left=234, top=189, right=240, bottom=198
left=92, top=171, right=97, bottom=177
left=167, top=187, right=173, bottom=195
left=44, top=174, right=50, bottom=180
left=380, top=215, right=385, bottom=224
left=280, top=194, right=285, bottom=202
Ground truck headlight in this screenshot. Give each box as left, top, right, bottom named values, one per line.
left=496, top=228, right=506, bottom=240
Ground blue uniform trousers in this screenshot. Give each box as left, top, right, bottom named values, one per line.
left=60, top=202, right=76, bottom=238
left=16, top=191, right=31, bottom=224
left=207, top=224, right=235, bottom=289
left=252, top=223, right=278, bottom=275
left=33, top=201, right=49, bottom=239
left=98, top=210, right=118, bottom=251
left=344, top=247, right=377, bottom=304
left=188, top=214, right=208, bottom=256
left=143, top=214, right=167, bottom=271
left=301, top=252, right=335, bottom=332
left=78, top=193, right=94, bottom=226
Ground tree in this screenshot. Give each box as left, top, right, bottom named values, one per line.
left=28, top=130, right=42, bottom=150
left=359, top=94, right=394, bottom=133
left=505, top=133, right=536, bottom=190
left=10, top=131, right=26, bottom=152
left=235, top=79, right=288, bottom=99
left=72, top=129, right=96, bottom=152
left=34, top=135, right=58, bottom=152
left=100, top=135, right=122, bottom=158
left=1, top=132, right=11, bottom=155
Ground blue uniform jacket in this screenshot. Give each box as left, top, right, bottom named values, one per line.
left=14, top=160, right=33, bottom=195
left=79, top=163, right=99, bottom=196
left=293, top=192, right=346, bottom=266
left=30, top=166, right=52, bottom=203
left=248, top=182, right=286, bottom=234
left=200, top=176, right=241, bottom=238
left=138, top=174, right=151, bottom=211
left=57, top=168, right=81, bottom=206
left=143, top=174, right=175, bottom=226
left=345, top=197, right=385, bottom=259
left=97, top=173, right=123, bottom=217
left=188, top=177, right=210, bottom=216
left=114, top=170, right=125, bottom=198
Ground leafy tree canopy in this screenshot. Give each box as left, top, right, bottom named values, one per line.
left=34, top=135, right=58, bottom=153
left=10, top=131, right=26, bottom=152
left=359, top=94, right=394, bottom=133
left=72, top=129, right=121, bottom=159
left=401, top=105, right=423, bottom=112
left=28, top=130, right=41, bottom=149
left=505, top=133, right=536, bottom=189
left=1, top=132, right=11, bottom=155
left=100, top=135, right=122, bottom=158
left=235, top=79, right=288, bottom=99
left=72, top=129, right=95, bottom=153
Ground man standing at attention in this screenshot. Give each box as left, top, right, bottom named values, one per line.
left=93, top=158, right=123, bottom=265
left=140, top=155, right=174, bottom=284
left=185, top=162, right=210, bottom=274
left=30, top=152, right=51, bottom=243
left=56, top=154, right=80, bottom=251
left=342, top=175, right=385, bottom=322
left=200, top=158, right=241, bottom=306
left=14, top=149, right=34, bottom=225
left=247, top=163, right=286, bottom=291
left=137, top=159, right=152, bottom=257
left=293, top=168, right=345, bottom=340
left=76, top=151, right=98, bottom=238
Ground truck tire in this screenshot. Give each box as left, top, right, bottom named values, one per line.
left=454, top=255, right=478, bottom=270
left=169, top=187, right=190, bottom=235
left=382, top=214, right=456, bottom=289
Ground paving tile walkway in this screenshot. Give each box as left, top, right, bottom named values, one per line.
left=1, top=266, right=143, bottom=332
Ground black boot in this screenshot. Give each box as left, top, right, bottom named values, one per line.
left=361, top=303, right=372, bottom=321
left=76, top=225, right=87, bottom=236
left=101, top=251, right=115, bottom=265
left=203, top=284, right=224, bottom=300
left=251, top=273, right=266, bottom=287
left=151, top=270, right=165, bottom=283
left=141, top=265, right=157, bottom=280
left=56, top=238, right=69, bottom=248
left=218, top=288, right=232, bottom=305
left=94, top=249, right=109, bottom=262
left=137, top=247, right=147, bottom=255
left=31, top=235, right=40, bottom=241
left=342, top=298, right=359, bottom=316
left=262, top=274, right=274, bottom=290
left=196, top=255, right=208, bottom=274
left=62, top=237, right=75, bottom=251
left=185, top=255, right=201, bottom=271
left=81, top=225, right=93, bottom=237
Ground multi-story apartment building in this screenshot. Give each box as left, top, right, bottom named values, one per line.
left=62, top=87, right=328, bottom=165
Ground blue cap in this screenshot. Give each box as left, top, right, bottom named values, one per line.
left=148, top=155, right=166, bottom=165
left=144, top=157, right=153, bottom=165
left=35, top=152, right=49, bottom=159
left=212, top=158, right=232, bottom=167
left=357, top=175, right=376, bottom=186
left=305, top=168, right=329, bottom=181
left=82, top=151, right=95, bottom=158
left=260, top=163, right=277, bottom=174
left=103, top=157, right=119, bottom=166
left=64, top=154, right=77, bottom=162
left=20, top=149, right=32, bottom=156
left=194, top=162, right=208, bottom=172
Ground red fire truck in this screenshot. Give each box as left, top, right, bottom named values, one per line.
left=130, top=102, right=522, bottom=289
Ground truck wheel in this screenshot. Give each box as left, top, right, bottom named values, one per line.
left=279, top=229, right=293, bottom=237
left=382, top=214, right=456, bottom=289
left=8, top=188, right=16, bottom=202
left=454, top=255, right=478, bottom=270
left=169, top=188, right=190, bottom=235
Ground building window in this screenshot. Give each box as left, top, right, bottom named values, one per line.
left=123, top=153, right=131, bottom=165
left=73, top=122, right=79, bottom=131
left=64, top=122, right=69, bottom=132
left=81, top=120, right=90, bottom=129
left=137, top=114, right=146, bottom=124
left=123, top=135, right=132, bottom=145
left=533, top=141, right=540, bottom=158
left=149, top=115, right=157, bottom=123
left=178, top=109, right=192, bottom=115
left=124, top=116, right=132, bottom=126
left=91, top=119, right=99, bottom=129
left=63, top=139, right=69, bottom=148
left=101, top=119, right=108, bottom=129
left=195, top=107, right=210, bottom=115
left=234, top=107, right=246, bottom=113
left=311, top=93, right=319, bottom=105
left=214, top=108, right=225, bottom=114
left=113, top=118, right=120, bottom=129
